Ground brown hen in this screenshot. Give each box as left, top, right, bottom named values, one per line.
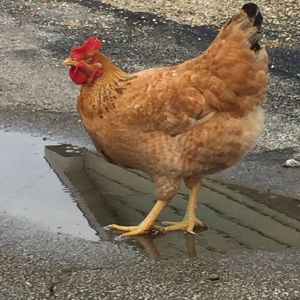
left=64, top=3, right=268, bottom=237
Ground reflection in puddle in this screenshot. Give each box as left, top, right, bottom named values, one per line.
left=1, top=130, right=299, bottom=259
left=44, top=143, right=300, bottom=260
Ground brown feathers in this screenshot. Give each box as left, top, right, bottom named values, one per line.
left=73, top=5, right=268, bottom=200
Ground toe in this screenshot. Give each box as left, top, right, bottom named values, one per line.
left=186, top=230, right=196, bottom=235
left=107, top=223, right=164, bottom=237
left=187, top=223, right=196, bottom=234
left=106, top=224, right=138, bottom=232
left=121, top=227, right=149, bottom=237
left=161, top=221, right=178, bottom=226
left=162, top=218, right=207, bottom=233
left=195, top=218, right=207, bottom=228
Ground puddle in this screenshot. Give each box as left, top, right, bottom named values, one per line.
left=0, top=131, right=97, bottom=240
left=1, top=130, right=300, bottom=259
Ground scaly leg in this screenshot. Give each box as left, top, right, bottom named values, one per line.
left=162, top=181, right=206, bottom=234
left=107, top=199, right=169, bottom=237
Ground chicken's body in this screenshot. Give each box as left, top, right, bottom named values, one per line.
left=65, top=3, right=268, bottom=237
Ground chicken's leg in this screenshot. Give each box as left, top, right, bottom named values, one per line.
left=107, top=199, right=169, bottom=237
left=162, top=181, right=206, bottom=234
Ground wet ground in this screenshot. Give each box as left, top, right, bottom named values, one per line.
left=0, top=0, right=300, bottom=299
left=1, top=130, right=300, bottom=260
left=1, top=130, right=300, bottom=299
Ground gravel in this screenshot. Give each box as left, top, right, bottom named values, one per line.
left=0, top=0, right=299, bottom=151
left=103, top=0, right=300, bottom=47
left=1, top=0, right=299, bottom=152
left=1, top=212, right=300, bottom=300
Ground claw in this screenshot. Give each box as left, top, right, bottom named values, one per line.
left=104, top=224, right=121, bottom=231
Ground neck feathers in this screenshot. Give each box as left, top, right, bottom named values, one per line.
left=96, top=53, right=126, bottom=82
left=77, top=53, right=129, bottom=120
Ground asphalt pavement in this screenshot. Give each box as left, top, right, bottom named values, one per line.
left=0, top=0, right=299, bottom=299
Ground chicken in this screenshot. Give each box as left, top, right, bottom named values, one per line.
left=64, top=3, right=268, bottom=237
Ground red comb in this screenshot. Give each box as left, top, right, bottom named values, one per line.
left=70, top=36, right=102, bottom=59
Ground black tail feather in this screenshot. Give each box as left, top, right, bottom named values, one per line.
left=242, top=3, right=263, bottom=51
left=242, top=3, right=263, bottom=29
left=242, top=3, right=258, bottom=17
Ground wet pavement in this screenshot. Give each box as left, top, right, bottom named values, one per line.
left=1, top=130, right=300, bottom=299
left=0, top=0, right=300, bottom=299
left=1, top=130, right=300, bottom=260
left=45, top=140, right=300, bottom=259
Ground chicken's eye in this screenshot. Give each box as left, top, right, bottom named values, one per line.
left=86, top=57, right=94, bottom=64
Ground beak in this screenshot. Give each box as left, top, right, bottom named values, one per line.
left=63, top=58, right=78, bottom=67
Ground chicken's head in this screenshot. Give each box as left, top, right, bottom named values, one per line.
left=64, top=36, right=103, bottom=85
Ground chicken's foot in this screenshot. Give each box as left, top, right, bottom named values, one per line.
left=162, top=182, right=207, bottom=234
left=107, top=199, right=169, bottom=237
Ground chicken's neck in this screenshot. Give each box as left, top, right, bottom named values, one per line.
left=78, top=53, right=128, bottom=120
left=84, top=53, right=126, bottom=89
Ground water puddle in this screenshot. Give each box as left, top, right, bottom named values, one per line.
left=1, top=130, right=300, bottom=259
left=0, top=131, right=97, bottom=240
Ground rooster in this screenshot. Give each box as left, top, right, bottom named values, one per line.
left=64, top=3, right=268, bottom=237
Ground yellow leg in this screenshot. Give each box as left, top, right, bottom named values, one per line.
left=107, top=199, right=169, bottom=237
left=162, top=181, right=206, bottom=234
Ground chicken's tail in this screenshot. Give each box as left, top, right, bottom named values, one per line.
left=241, top=3, right=263, bottom=51
left=217, top=3, right=263, bottom=52
left=195, top=3, right=268, bottom=115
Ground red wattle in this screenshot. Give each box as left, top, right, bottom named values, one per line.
left=69, top=67, right=88, bottom=85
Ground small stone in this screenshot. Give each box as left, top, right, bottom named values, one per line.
left=208, top=273, right=220, bottom=281
left=282, top=159, right=300, bottom=168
